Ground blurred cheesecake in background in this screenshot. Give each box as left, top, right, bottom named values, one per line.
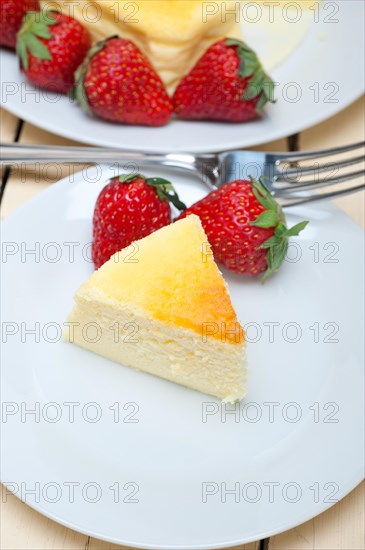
left=49, top=0, right=242, bottom=92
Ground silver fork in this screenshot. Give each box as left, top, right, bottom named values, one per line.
left=1, top=141, right=364, bottom=207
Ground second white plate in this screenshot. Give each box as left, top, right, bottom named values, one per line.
left=0, top=1, right=364, bottom=151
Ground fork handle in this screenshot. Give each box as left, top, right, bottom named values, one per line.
left=0, top=142, right=209, bottom=174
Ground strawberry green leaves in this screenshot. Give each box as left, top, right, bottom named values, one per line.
left=249, top=178, right=309, bottom=282
left=285, top=221, right=309, bottom=237
left=251, top=209, right=280, bottom=229
left=251, top=177, right=286, bottom=227
left=118, top=173, right=145, bottom=183
left=225, top=38, right=275, bottom=112
left=116, top=173, right=186, bottom=212
left=145, top=178, right=187, bottom=212
left=260, top=219, right=309, bottom=283
left=16, top=11, right=58, bottom=70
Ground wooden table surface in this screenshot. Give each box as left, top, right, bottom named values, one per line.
left=1, top=99, right=364, bottom=550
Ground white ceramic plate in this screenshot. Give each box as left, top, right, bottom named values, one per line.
left=1, top=165, right=364, bottom=549
left=0, top=1, right=364, bottom=152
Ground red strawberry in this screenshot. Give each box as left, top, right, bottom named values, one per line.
left=73, top=37, right=173, bottom=126
left=0, top=0, right=40, bottom=49
left=92, top=173, right=186, bottom=269
left=178, top=179, right=308, bottom=281
left=16, top=11, right=91, bottom=94
left=173, top=39, right=275, bottom=122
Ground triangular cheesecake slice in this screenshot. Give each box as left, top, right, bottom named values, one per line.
left=65, top=215, right=247, bottom=401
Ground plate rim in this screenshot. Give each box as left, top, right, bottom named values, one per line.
left=2, top=471, right=363, bottom=550
left=1, top=87, right=364, bottom=153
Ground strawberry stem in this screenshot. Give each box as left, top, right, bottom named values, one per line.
left=16, top=11, right=58, bottom=70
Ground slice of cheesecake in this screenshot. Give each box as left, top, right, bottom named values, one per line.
left=65, top=215, right=247, bottom=401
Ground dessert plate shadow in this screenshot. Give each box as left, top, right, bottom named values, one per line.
left=0, top=1, right=364, bottom=152
left=1, top=165, right=364, bottom=549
